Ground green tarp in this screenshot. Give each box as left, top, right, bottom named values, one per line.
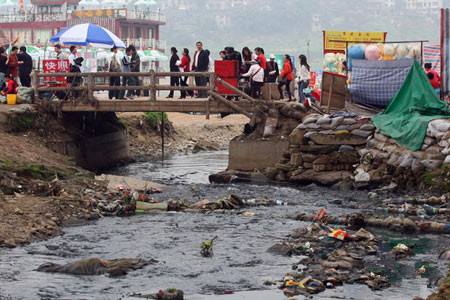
left=372, top=60, right=450, bottom=151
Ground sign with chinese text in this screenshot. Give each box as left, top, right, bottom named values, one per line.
left=43, top=59, right=70, bottom=83
left=310, top=72, right=316, bottom=87
left=71, top=9, right=127, bottom=19
left=323, top=31, right=387, bottom=54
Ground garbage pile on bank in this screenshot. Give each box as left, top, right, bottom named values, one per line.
left=267, top=113, right=375, bottom=186
left=357, top=119, right=450, bottom=188
left=92, top=174, right=288, bottom=215
left=272, top=219, right=391, bottom=296
left=273, top=202, right=450, bottom=297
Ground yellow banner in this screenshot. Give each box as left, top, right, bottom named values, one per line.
left=71, top=9, right=127, bottom=19
left=323, top=31, right=387, bottom=52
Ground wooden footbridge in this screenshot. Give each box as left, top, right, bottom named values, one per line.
left=31, top=71, right=257, bottom=119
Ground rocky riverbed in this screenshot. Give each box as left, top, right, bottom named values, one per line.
left=1, top=151, right=447, bottom=300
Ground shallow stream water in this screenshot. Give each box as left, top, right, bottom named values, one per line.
left=0, top=151, right=447, bottom=300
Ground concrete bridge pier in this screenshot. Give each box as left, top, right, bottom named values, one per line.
left=51, top=112, right=129, bottom=172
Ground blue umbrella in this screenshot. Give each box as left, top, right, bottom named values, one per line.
left=50, top=23, right=126, bottom=49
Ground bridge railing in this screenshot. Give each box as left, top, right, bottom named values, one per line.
left=31, top=71, right=254, bottom=118
left=32, top=71, right=214, bottom=100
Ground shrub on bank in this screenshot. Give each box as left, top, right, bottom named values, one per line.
left=144, top=112, right=169, bottom=130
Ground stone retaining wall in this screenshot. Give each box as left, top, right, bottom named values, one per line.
left=226, top=103, right=450, bottom=190
left=268, top=114, right=376, bottom=186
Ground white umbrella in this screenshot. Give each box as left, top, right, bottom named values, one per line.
left=150, top=49, right=168, bottom=61
left=50, top=23, right=126, bottom=49
left=134, top=0, right=156, bottom=5
left=78, top=0, right=100, bottom=7
left=102, top=0, right=119, bottom=8
left=0, top=0, right=18, bottom=6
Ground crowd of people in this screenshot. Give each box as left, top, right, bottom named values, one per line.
left=167, top=42, right=312, bottom=102
left=0, top=42, right=145, bottom=100
left=0, top=45, right=33, bottom=96
left=107, top=44, right=142, bottom=100
left=0, top=41, right=445, bottom=104
left=0, top=40, right=313, bottom=102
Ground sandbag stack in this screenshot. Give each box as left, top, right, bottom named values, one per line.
left=17, top=87, right=34, bottom=104
left=357, top=119, right=450, bottom=186
left=269, top=114, right=376, bottom=186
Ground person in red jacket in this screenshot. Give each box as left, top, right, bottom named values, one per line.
left=7, top=46, right=22, bottom=83
left=1, top=74, right=18, bottom=96
left=178, top=48, right=194, bottom=99
left=278, top=54, right=294, bottom=101
left=254, top=47, right=266, bottom=70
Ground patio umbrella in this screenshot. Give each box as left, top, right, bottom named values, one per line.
left=0, top=0, right=17, bottom=6
left=49, top=23, right=126, bottom=49
left=150, top=49, right=168, bottom=61
left=134, top=0, right=156, bottom=6
left=25, top=46, right=40, bottom=55
left=140, top=49, right=168, bottom=61
left=25, top=46, right=41, bottom=60
left=137, top=50, right=153, bottom=62
left=78, top=0, right=100, bottom=7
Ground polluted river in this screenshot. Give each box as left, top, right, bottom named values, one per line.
left=0, top=151, right=448, bottom=300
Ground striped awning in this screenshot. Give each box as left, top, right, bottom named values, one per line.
left=424, top=44, right=441, bottom=73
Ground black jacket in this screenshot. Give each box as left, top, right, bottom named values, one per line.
left=224, top=51, right=244, bottom=71
left=195, top=50, right=209, bottom=72
left=266, top=61, right=280, bottom=82
left=18, top=52, right=33, bottom=76
left=131, top=53, right=140, bottom=72
left=170, top=53, right=180, bottom=72
left=0, top=55, right=7, bottom=74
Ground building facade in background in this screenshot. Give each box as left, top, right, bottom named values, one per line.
left=0, top=0, right=166, bottom=51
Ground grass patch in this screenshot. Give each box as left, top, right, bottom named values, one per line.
left=16, top=164, right=63, bottom=181
left=9, top=113, right=38, bottom=132
left=0, top=162, right=75, bottom=181
left=421, top=164, right=450, bottom=192
left=118, top=119, right=129, bottom=130
left=0, top=160, right=12, bottom=168
left=144, top=112, right=169, bottom=130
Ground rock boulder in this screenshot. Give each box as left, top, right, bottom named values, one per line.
left=290, top=169, right=353, bottom=186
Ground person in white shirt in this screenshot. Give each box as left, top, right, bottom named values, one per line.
left=297, top=54, right=311, bottom=103
left=242, top=60, right=264, bottom=99
left=108, top=46, right=122, bottom=100
left=68, top=45, right=77, bottom=66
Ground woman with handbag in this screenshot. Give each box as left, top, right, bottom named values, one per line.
left=242, top=60, right=264, bottom=99
left=298, top=54, right=311, bottom=103
left=278, top=54, right=293, bottom=101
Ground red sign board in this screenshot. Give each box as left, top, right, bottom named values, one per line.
left=309, top=72, right=316, bottom=87
left=43, top=59, right=70, bottom=83
left=215, top=60, right=239, bottom=95
left=215, top=60, right=239, bottom=77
